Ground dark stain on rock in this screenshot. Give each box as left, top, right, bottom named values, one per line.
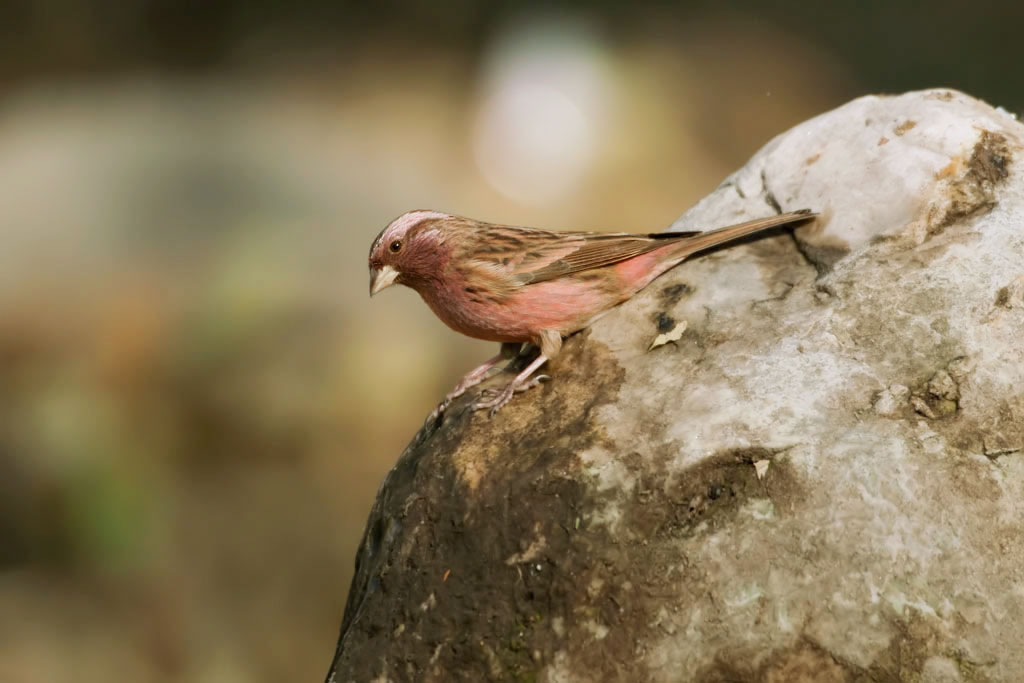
left=326, top=331, right=656, bottom=682
left=995, top=285, right=1012, bottom=308
left=720, top=445, right=795, bottom=465
left=792, top=239, right=850, bottom=276
left=654, top=311, right=676, bottom=333
left=760, top=169, right=783, bottom=215
left=660, top=282, right=694, bottom=306
left=927, top=129, right=1012, bottom=237
left=622, top=446, right=803, bottom=544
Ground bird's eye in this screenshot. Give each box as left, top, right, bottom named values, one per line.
left=389, top=239, right=402, bottom=253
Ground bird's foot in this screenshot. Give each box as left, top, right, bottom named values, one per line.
left=427, top=377, right=489, bottom=424
left=473, top=375, right=550, bottom=417
left=427, top=380, right=495, bottom=424
left=427, top=349, right=519, bottom=424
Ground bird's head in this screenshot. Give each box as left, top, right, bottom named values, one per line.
left=368, top=210, right=453, bottom=296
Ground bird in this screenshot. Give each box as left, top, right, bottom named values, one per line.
left=368, top=208, right=816, bottom=418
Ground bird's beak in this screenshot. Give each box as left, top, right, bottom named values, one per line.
left=369, top=265, right=399, bottom=296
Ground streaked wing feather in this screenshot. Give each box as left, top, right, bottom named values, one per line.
left=518, top=232, right=697, bottom=284
left=453, top=210, right=814, bottom=293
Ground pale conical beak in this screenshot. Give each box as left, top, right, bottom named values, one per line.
left=369, top=265, right=399, bottom=296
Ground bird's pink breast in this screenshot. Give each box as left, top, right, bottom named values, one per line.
left=417, top=250, right=673, bottom=344
left=415, top=277, right=606, bottom=343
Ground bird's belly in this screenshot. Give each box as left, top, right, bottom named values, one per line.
left=420, top=276, right=623, bottom=343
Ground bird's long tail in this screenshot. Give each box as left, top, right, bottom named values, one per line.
left=667, top=209, right=816, bottom=259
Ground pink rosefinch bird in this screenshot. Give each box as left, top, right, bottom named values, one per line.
left=369, top=208, right=815, bottom=417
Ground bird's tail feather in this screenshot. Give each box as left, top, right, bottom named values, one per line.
left=667, top=209, right=816, bottom=258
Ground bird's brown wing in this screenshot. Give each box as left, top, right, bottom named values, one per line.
left=454, top=211, right=815, bottom=295
left=510, top=210, right=817, bottom=284
left=459, top=226, right=686, bottom=295
left=461, top=227, right=689, bottom=287
left=512, top=231, right=697, bottom=285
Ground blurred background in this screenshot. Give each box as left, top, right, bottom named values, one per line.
left=0, top=1, right=1020, bottom=681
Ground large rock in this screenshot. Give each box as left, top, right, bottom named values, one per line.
left=326, top=90, right=1024, bottom=682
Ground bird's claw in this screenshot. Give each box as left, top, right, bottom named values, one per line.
left=472, top=375, right=550, bottom=417
left=473, top=388, right=514, bottom=417
left=477, top=375, right=550, bottom=400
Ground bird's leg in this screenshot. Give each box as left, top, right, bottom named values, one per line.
left=429, top=342, right=520, bottom=421
left=445, top=343, right=519, bottom=401
left=473, top=330, right=562, bottom=417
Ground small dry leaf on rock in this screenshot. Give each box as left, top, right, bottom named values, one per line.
left=648, top=320, right=688, bottom=350
left=754, top=459, right=771, bottom=480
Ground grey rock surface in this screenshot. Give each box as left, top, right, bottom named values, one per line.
left=327, top=89, right=1024, bottom=683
